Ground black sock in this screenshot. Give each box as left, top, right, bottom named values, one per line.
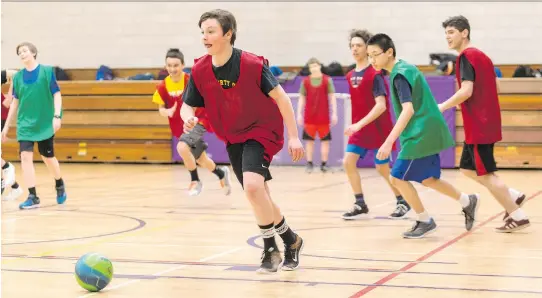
left=212, top=166, right=225, bottom=179
left=12, top=182, right=19, bottom=189
left=189, top=169, right=199, bottom=181
left=355, top=193, right=365, bottom=206
left=275, top=217, right=297, bottom=246
left=397, top=195, right=408, bottom=206
left=307, top=161, right=313, bottom=166
left=55, top=178, right=64, bottom=188
left=29, top=187, right=37, bottom=196
left=321, top=161, right=327, bottom=167
left=2, top=163, right=9, bottom=170
left=259, top=223, right=279, bottom=252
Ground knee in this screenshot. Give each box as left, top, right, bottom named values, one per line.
left=20, top=151, right=33, bottom=163
left=243, top=174, right=265, bottom=197
left=375, top=163, right=388, bottom=175
left=342, top=154, right=358, bottom=171
left=389, top=176, right=401, bottom=187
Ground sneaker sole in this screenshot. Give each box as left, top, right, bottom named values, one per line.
left=403, top=225, right=438, bottom=239
left=281, top=240, right=305, bottom=271
left=20, top=204, right=40, bottom=210
left=256, top=268, right=280, bottom=274
left=467, top=193, right=481, bottom=231
left=342, top=213, right=370, bottom=220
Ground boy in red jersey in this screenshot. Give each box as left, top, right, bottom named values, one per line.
left=1, top=69, right=23, bottom=200
left=180, top=9, right=305, bottom=273
left=153, top=48, right=231, bottom=197
left=296, top=57, right=337, bottom=173
left=342, top=29, right=410, bottom=220
left=439, top=16, right=529, bottom=232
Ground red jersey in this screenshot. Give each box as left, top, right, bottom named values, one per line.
left=455, top=47, right=502, bottom=144
left=346, top=66, right=395, bottom=150
left=155, top=73, right=210, bottom=138
left=190, top=51, right=284, bottom=161
left=1, top=93, right=9, bottom=120
left=303, top=75, right=330, bottom=125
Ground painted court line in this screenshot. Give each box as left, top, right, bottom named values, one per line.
left=348, top=190, right=542, bottom=298
left=77, top=247, right=245, bottom=298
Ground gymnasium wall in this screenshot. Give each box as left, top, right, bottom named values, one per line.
left=1, top=2, right=541, bottom=69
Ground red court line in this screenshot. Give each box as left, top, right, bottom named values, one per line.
left=349, top=190, right=542, bottom=298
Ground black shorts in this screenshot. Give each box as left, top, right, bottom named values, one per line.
left=1, top=120, right=5, bottom=130
left=459, top=143, right=497, bottom=176
left=226, top=140, right=272, bottom=187
left=19, top=135, right=56, bottom=158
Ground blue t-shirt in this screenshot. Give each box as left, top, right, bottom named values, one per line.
left=349, top=66, right=387, bottom=98
left=12, top=65, right=60, bottom=99
left=393, top=74, right=412, bottom=103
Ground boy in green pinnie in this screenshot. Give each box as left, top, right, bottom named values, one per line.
left=1, top=42, right=67, bottom=209
left=366, top=33, right=479, bottom=238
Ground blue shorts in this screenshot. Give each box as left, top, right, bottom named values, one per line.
left=345, top=144, right=390, bottom=165
left=391, top=154, right=441, bottom=183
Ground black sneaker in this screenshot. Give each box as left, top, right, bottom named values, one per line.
left=403, top=218, right=437, bottom=239
left=389, top=202, right=411, bottom=219
left=341, top=203, right=369, bottom=220
left=282, top=235, right=304, bottom=271
left=320, top=164, right=330, bottom=173
left=462, top=194, right=480, bottom=231
left=257, top=247, right=282, bottom=274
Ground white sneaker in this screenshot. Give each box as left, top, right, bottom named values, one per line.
left=3, top=187, right=23, bottom=201
left=2, top=163, right=16, bottom=187
left=188, top=181, right=203, bottom=196
left=219, top=166, right=232, bottom=196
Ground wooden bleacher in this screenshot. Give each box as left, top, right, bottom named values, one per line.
left=1, top=76, right=541, bottom=168
left=1, top=81, right=172, bottom=163
left=454, top=78, right=542, bottom=168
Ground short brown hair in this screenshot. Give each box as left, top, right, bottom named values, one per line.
left=165, top=48, right=184, bottom=64
left=198, top=9, right=237, bottom=45
left=306, top=57, right=321, bottom=66
left=349, top=29, right=373, bottom=47
left=16, top=42, right=38, bottom=59
left=442, top=15, right=471, bottom=40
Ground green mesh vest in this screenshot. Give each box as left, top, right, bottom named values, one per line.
left=389, top=60, right=455, bottom=159
left=13, top=65, right=56, bottom=141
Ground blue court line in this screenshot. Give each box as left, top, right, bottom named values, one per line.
left=4, top=254, right=542, bottom=280
left=3, top=268, right=542, bottom=295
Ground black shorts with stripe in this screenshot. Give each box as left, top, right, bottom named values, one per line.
left=459, top=143, right=497, bottom=176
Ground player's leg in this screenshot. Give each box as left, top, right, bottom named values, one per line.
left=459, top=144, right=529, bottom=232
left=177, top=126, right=204, bottom=196
left=374, top=154, right=411, bottom=219
left=390, top=157, right=438, bottom=238
left=341, top=145, right=369, bottom=219
left=1, top=158, right=22, bottom=200
left=302, top=124, right=316, bottom=173
left=264, top=183, right=303, bottom=271
left=319, top=125, right=331, bottom=172
left=18, top=141, right=40, bottom=209
left=37, top=136, right=66, bottom=204
left=196, top=150, right=232, bottom=196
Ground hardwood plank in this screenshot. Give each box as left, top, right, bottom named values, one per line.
left=63, top=96, right=157, bottom=111
left=455, top=110, right=542, bottom=127
left=455, top=127, right=542, bottom=143
left=62, top=111, right=166, bottom=125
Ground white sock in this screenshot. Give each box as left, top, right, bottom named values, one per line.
left=417, top=211, right=431, bottom=223
left=509, top=188, right=522, bottom=201
left=510, top=208, right=527, bottom=221
left=459, top=193, right=470, bottom=208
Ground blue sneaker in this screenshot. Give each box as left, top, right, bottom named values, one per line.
left=19, top=194, right=40, bottom=209
left=56, top=185, right=67, bottom=204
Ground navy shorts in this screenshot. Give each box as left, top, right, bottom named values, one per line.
left=391, top=154, right=441, bottom=183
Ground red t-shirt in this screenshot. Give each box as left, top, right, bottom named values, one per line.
left=1, top=93, right=9, bottom=121
left=455, top=47, right=502, bottom=144
left=303, top=75, right=330, bottom=125
left=346, top=66, right=395, bottom=150
left=190, top=51, right=284, bottom=161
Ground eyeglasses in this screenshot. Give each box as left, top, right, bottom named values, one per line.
left=368, top=52, right=384, bottom=60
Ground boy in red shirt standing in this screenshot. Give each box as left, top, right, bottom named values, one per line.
left=342, top=29, right=410, bottom=220
left=181, top=9, right=305, bottom=273
left=296, top=57, right=337, bottom=173
left=439, top=16, right=529, bottom=232
left=153, top=48, right=231, bottom=197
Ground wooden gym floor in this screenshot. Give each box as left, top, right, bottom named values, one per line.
left=1, top=163, right=542, bottom=298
